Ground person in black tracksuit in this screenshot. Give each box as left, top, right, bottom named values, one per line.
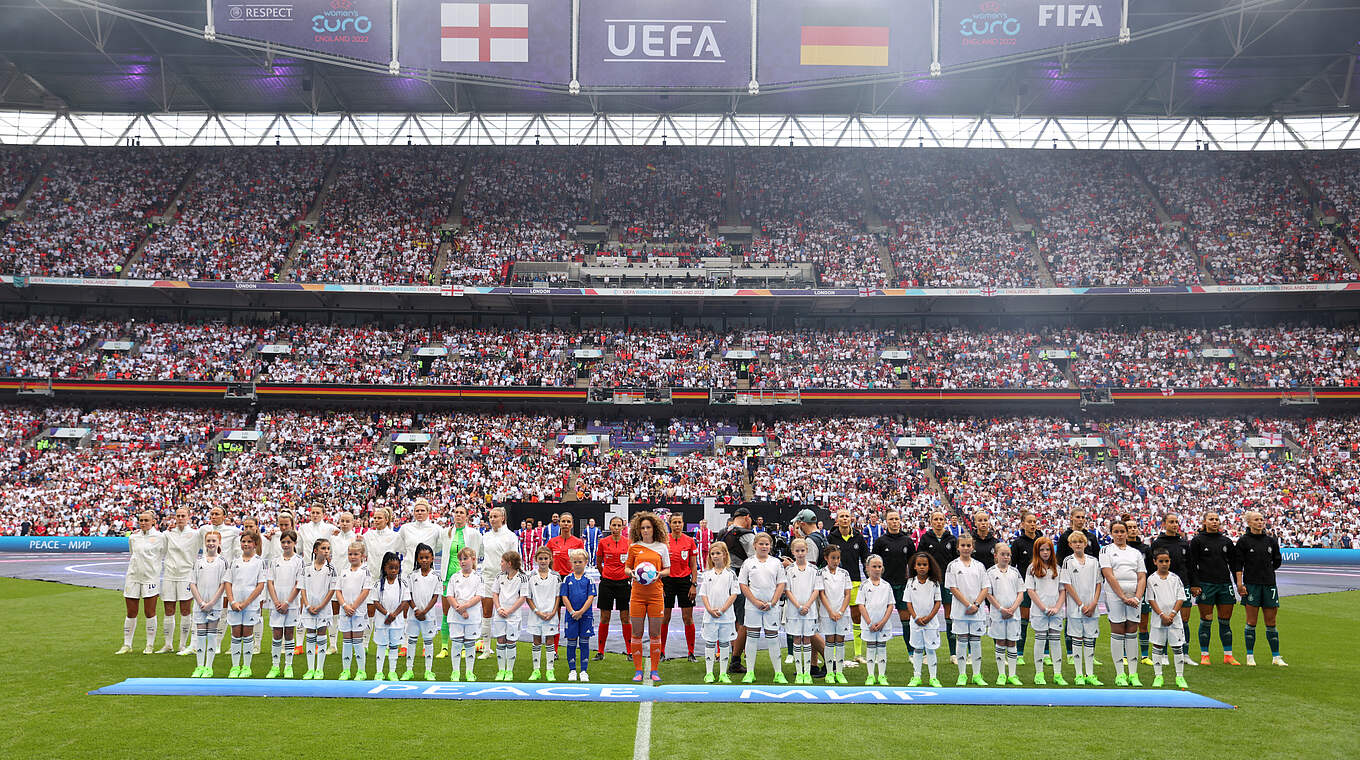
left=916, top=512, right=959, bottom=658
left=871, top=510, right=916, bottom=655
left=1010, top=511, right=1042, bottom=663
left=828, top=509, right=870, bottom=663
left=1056, top=508, right=1100, bottom=659
left=1147, top=514, right=1195, bottom=658
left=1236, top=511, right=1286, bottom=665
left=1188, top=512, right=1242, bottom=663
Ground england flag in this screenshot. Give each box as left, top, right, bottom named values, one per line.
left=441, top=3, right=529, bottom=63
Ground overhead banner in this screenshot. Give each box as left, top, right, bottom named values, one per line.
left=214, top=0, right=393, bottom=64
left=940, top=0, right=1121, bottom=67
left=577, top=0, right=753, bottom=87
left=397, top=0, right=570, bottom=83
left=757, top=0, right=931, bottom=85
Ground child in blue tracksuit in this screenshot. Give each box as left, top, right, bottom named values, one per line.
left=560, top=549, right=597, bottom=682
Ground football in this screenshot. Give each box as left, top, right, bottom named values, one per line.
left=635, top=562, right=659, bottom=585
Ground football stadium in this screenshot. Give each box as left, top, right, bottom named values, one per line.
left=2, top=0, right=1360, bottom=757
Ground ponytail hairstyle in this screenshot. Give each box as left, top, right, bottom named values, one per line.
left=312, top=537, right=331, bottom=566
left=1030, top=536, right=1058, bottom=579
left=501, top=550, right=522, bottom=574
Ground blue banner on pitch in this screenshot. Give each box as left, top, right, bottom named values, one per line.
left=0, top=536, right=128, bottom=553
left=91, top=679, right=1233, bottom=708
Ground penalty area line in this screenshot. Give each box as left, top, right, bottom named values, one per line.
left=633, top=700, right=653, bottom=760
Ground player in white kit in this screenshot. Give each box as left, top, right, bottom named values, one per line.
left=118, top=511, right=165, bottom=655
left=857, top=555, right=897, bottom=686
left=370, top=551, right=410, bottom=681
left=404, top=543, right=442, bottom=681
left=782, top=538, right=822, bottom=684
left=1101, top=521, right=1148, bottom=686
left=1025, top=536, right=1067, bottom=685
left=1147, top=548, right=1189, bottom=689
left=904, top=552, right=944, bottom=687
left=265, top=529, right=303, bottom=678
left=738, top=533, right=788, bottom=684
left=1060, top=531, right=1101, bottom=687
left=491, top=551, right=529, bottom=681
left=188, top=530, right=229, bottom=677
left=299, top=538, right=336, bottom=679
left=525, top=547, right=562, bottom=681
left=160, top=507, right=200, bottom=655
left=224, top=529, right=268, bottom=678
left=698, top=543, right=740, bottom=683
left=335, top=540, right=373, bottom=680
left=986, top=544, right=1025, bottom=686
left=445, top=547, right=486, bottom=681
left=945, top=534, right=991, bottom=686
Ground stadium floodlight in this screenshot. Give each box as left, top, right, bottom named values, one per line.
left=569, top=79, right=581, bottom=96
left=747, top=80, right=759, bottom=96
left=203, top=24, right=215, bottom=42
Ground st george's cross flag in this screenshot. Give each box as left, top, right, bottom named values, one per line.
left=441, top=3, right=529, bottom=63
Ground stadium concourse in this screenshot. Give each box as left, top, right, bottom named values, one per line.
left=1, top=147, right=1359, bottom=288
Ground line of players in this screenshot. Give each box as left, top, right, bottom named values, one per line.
left=119, top=498, right=1286, bottom=685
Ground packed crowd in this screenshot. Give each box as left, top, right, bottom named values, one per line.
left=597, top=149, right=726, bottom=245
left=129, top=149, right=329, bottom=281
left=290, top=149, right=464, bottom=284
left=1301, top=151, right=1360, bottom=245
left=1141, top=153, right=1355, bottom=284
left=1001, top=152, right=1202, bottom=286
left=1, top=148, right=196, bottom=277
left=0, top=148, right=43, bottom=210
left=6, top=318, right=1360, bottom=390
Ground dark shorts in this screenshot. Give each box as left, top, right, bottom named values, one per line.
left=1197, top=582, right=1236, bottom=606
left=1141, top=601, right=1152, bottom=616
left=597, top=578, right=632, bottom=611
left=891, top=583, right=910, bottom=612
left=1020, top=594, right=1032, bottom=610
left=563, top=615, right=595, bottom=640
left=1242, top=584, right=1280, bottom=609
left=663, top=576, right=696, bottom=608
left=733, top=594, right=746, bottom=627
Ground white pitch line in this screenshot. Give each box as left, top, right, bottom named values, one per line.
left=63, top=561, right=128, bottom=578
left=633, top=700, right=653, bottom=760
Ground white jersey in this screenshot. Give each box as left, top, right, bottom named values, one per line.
left=399, top=520, right=443, bottom=575
left=162, top=526, right=199, bottom=582
left=406, top=568, right=443, bottom=615
left=818, top=566, right=852, bottom=615
left=373, top=575, right=410, bottom=626
left=269, top=554, right=305, bottom=607
left=858, top=577, right=896, bottom=624
left=492, top=571, right=529, bottom=620
left=336, top=564, right=374, bottom=607
left=1060, top=554, right=1103, bottom=616
left=903, top=577, right=943, bottom=628
left=226, top=555, right=268, bottom=605
left=445, top=570, right=486, bottom=605
left=1025, top=568, right=1063, bottom=609
left=331, top=530, right=360, bottom=570
left=737, top=555, right=787, bottom=603
left=190, top=555, right=230, bottom=612
left=479, top=527, right=521, bottom=583
left=201, top=523, right=241, bottom=564
left=697, top=568, right=739, bottom=623
left=297, top=520, right=338, bottom=564
left=364, top=527, right=403, bottom=580
left=1100, top=545, right=1145, bottom=596
left=1146, top=572, right=1186, bottom=626
left=945, top=557, right=990, bottom=621
left=783, top=563, right=821, bottom=610
left=526, top=570, right=561, bottom=616
left=299, top=562, right=337, bottom=611
left=125, top=529, right=166, bottom=585
left=987, top=565, right=1025, bottom=614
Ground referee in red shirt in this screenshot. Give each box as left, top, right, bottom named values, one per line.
left=661, top=513, right=699, bottom=660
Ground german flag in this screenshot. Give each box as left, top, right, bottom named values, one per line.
left=800, top=5, right=890, bottom=67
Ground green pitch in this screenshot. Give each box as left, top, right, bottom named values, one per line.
left=1, top=578, right=1355, bottom=760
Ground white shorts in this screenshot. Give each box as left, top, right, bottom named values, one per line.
left=950, top=619, right=986, bottom=636
left=193, top=607, right=222, bottom=625
left=863, top=622, right=894, bottom=643
left=226, top=607, right=261, bottom=627
left=702, top=619, right=737, bottom=644
left=301, top=614, right=330, bottom=630
left=1103, top=591, right=1140, bottom=624
left=1030, top=609, right=1064, bottom=632
left=445, top=608, right=483, bottom=627
left=123, top=579, right=159, bottom=599
left=492, top=616, right=521, bottom=641
left=406, top=614, right=441, bottom=640
left=339, top=611, right=369, bottom=633
left=160, top=581, right=192, bottom=603
left=988, top=616, right=1021, bottom=641
left=527, top=616, right=559, bottom=638
left=784, top=614, right=818, bottom=637
left=373, top=625, right=405, bottom=646
left=909, top=624, right=941, bottom=651
left=449, top=620, right=481, bottom=641
left=1149, top=625, right=1186, bottom=648
left=270, top=608, right=299, bottom=629
left=1067, top=615, right=1099, bottom=639
left=745, top=605, right=782, bottom=632
left=819, top=613, right=853, bottom=638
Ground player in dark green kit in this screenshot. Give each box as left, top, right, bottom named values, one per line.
left=1189, top=512, right=1242, bottom=666
left=1236, top=510, right=1286, bottom=667
left=916, top=511, right=958, bottom=662
left=1147, top=513, right=1196, bottom=664
left=1009, top=510, right=1041, bottom=666
left=870, top=510, right=915, bottom=659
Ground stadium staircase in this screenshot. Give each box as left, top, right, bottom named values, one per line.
left=1286, top=158, right=1360, bottom=277
left=3, top=153, right=52, bottom=220
left=990, top=163, right=1057, bottom=287
left=853, top=155, right=896, bottom=284
left=278, top=148, right=346, bottom=279
left=722, top=154, right=741, bottom=225
left=1125, top=156, right=1173, bottom=225
left=924, top=459, right=952, bottom=511
left=119, top=155, right=206, bottom=278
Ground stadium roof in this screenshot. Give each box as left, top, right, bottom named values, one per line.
left=0, top=0, right=1357, bottom=118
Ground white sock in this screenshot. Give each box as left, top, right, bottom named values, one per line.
left=342, top=640, right=353, bottom=670
left=1050, top=634, right=1063, bottom=676
left=995, top=642, right=1006, bottom=677
left=242, top=635, right=254, bottom=670
left=1174, top=645, right=1185, bottom=677
left=745, top=638, right=758, bottom=675
left=204, top=627, right=218, bottom=670
left=718, top=642, right=730, bottom=674
left=1008, top=644, right=1019, bottom=677
left=375, top=646, right=387, bottom=674
left=315, top=631, right=328, bottom=671
left=123, top=618, right=136, bottom=647
left=911, top=649, right=922, bottom=677
left=306, top=633, right=317, bottom=671
left=1084, top=641, right=1096, bottom=678
left=230, top=636, right=242, bottom=668
left=163, top=617, right=176, bottom=648
left=767, top=636, right=781, bottom=672
left=195, top=630, right=207, bottom=667
left=252, top=626, right=262, bottom=653
left=705, top=641, right=716, bottom=675
left=145, top=618, right=158, bottom=649
left=532, top=644, right=542, bottom=670
left=1153, top=646, right=1165, bottom=677
left=926, top=649, right=937, bottom=679
left=546, top=641, right=556, bottom=670
left=356, top=640, right=367, bottom=671
left=506, top=642, right=518, bottom=673
left=481, top=618, right=494, bottom=654
left=1124, top=634, right=1140, bottom=675
left=1112, top=634, right=1125, bottom=676
left=273, top=634, right=284, bottom=667
left=284, top=631, right=295, bottom=668
left=464, top=639, right=476, bottom=674
left=424, top=637, right=434, bottom=672
left=180, top=621, right=192, bottom=651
